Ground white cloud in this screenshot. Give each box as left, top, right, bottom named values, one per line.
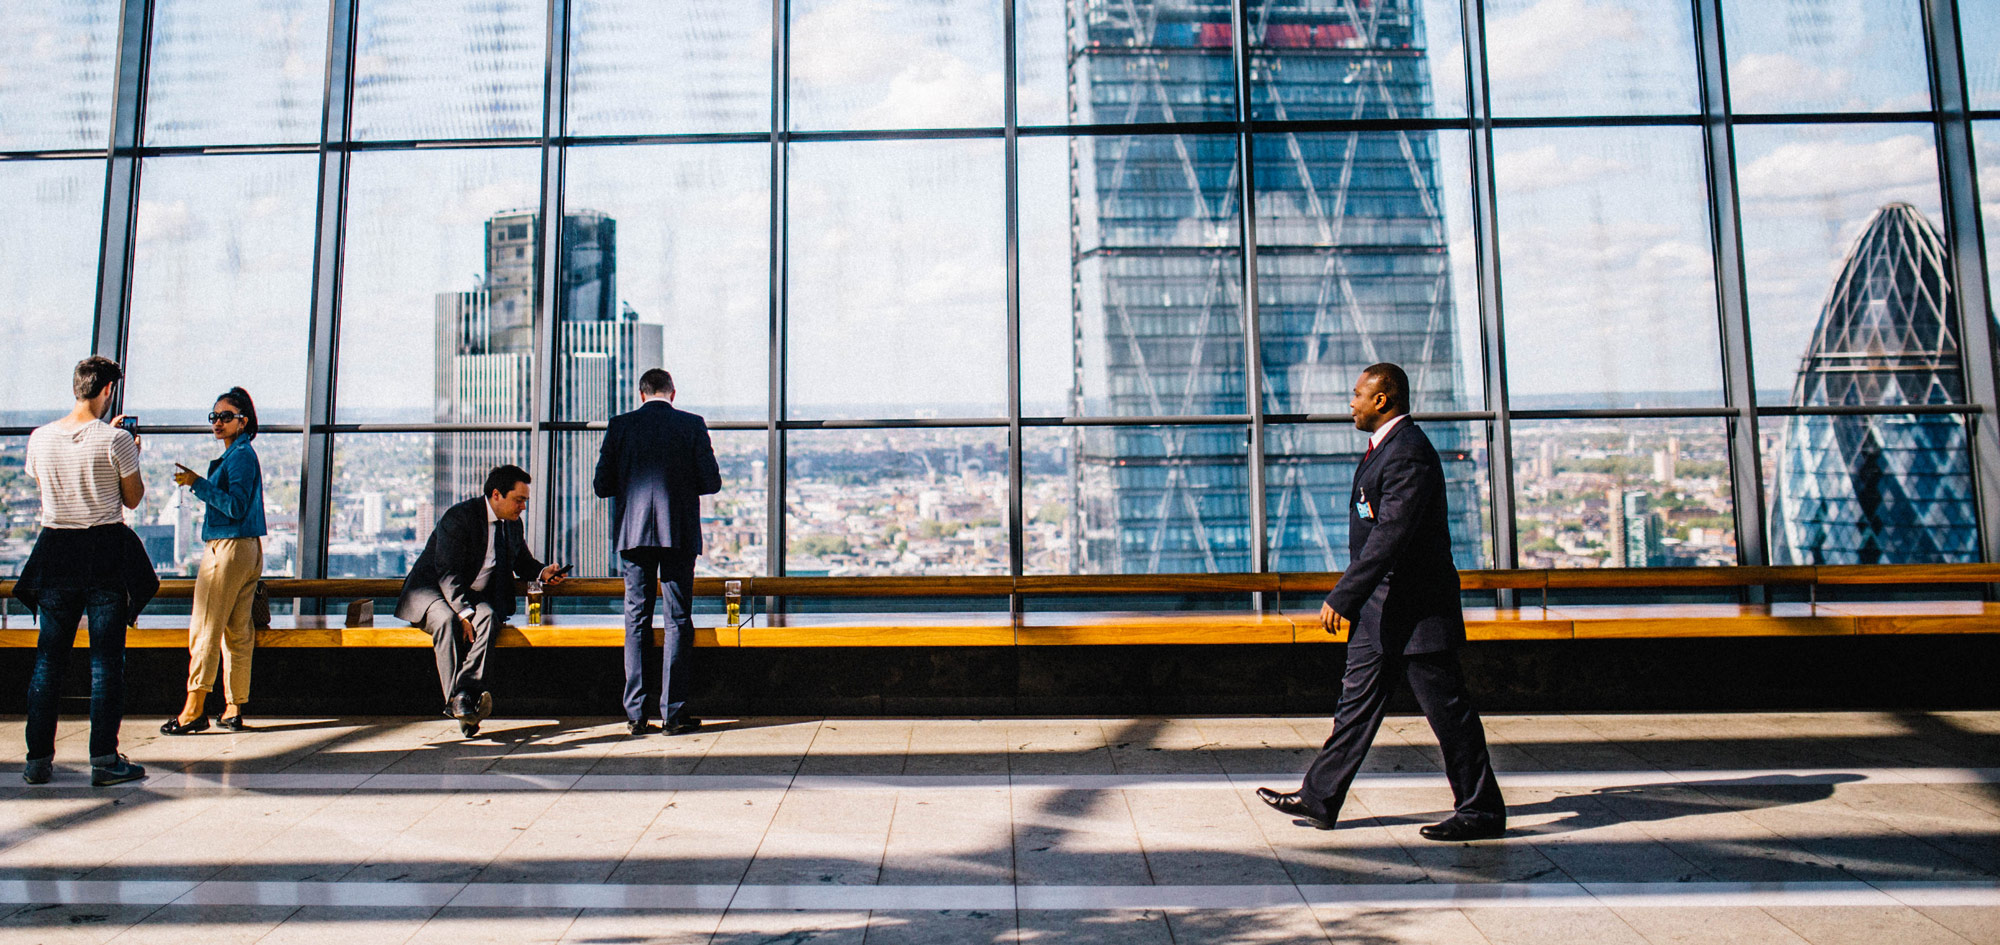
left=1727, top=53, right=1852, bottom=109
left=1737, top=134, right=1936, bottom=203
left=1495, top=144, right=1631, bottom=193
left=1484, top=0, right=1638, bottom=84
left=790, top=0, right=1001, bottom=127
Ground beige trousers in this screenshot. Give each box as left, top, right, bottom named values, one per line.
left=187, top=537, right=261, bottom=704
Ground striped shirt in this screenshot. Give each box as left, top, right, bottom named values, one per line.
left=24, top=418, right=140, bottom=529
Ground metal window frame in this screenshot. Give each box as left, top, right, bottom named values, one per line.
left=26, top=0, right=1999, bottom=585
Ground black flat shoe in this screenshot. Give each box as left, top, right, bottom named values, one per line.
left=626, top=719, right=656, bottom=736
left=663, top=715, right=703, bottom=736
left=160, top=715, right=210, bottom=736
left=1419, top=815, right=1506, bottom=842
left=215, top=715, right=246, bottom=732
left=1255, top=787, right=1335, bottom=830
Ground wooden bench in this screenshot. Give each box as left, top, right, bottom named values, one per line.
left=0, top=565, right=1994, bottom=647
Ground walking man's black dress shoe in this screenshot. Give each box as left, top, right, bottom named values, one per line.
left=627, top=719, right=655, bottom=736
left=663, top=715, right=703, bottom=736
left=1256, top=787, right=1336, bottom=830
left=1419, top=815, right=1506, bottom=842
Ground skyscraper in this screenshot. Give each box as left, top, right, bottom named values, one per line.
left=434, top=209, right=661, bottom=577
left=1065, top=0, right=1479, bottom=573
left=1770, top=203, right=1981, bottom=564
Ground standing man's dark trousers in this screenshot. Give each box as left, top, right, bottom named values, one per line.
left=621, top=546, right=697, bottom=724
left=419, top=598, right=498, bottom=713
left=1301, top=640, right=1506, bottom=827
left=25, top=587, right=129, bottom=761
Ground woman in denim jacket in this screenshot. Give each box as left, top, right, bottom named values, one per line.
left=161, top=388, right=267, bottom=734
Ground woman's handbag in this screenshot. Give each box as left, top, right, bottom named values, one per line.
left=251, top=580, right=272, bottom=631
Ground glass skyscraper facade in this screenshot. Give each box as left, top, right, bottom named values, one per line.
left=1, top=0, right=1995, bottom=585
left=1066, top=0, right=1481, bottom=572
left=1770, top=204, right=1983, bottom=565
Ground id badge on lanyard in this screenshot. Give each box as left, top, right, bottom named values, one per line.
left=1355, top=486, right=1374, bottom=521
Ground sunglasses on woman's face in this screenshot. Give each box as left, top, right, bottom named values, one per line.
left=208, top=412, right=244, bottom=424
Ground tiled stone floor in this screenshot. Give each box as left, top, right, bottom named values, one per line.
left=0, top=711, right=1994, bottom=943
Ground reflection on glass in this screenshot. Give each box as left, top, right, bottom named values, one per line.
left=560, top=145, right=768, bottom=422
left=787, top=139, right=1005, bottom=418
left=1734, top=124, right=1944, bottom=397
left=1976, top=123, right=2000, bottom=378
left=0, top=160, right=103, bottom=421
left=124, top=155, right=317, bottom=422
left=1018, top=135, right=1244, bottom=418
left=335, top=148, right=541, bottom=421
left=135, top=434, right=303, bottom=576
left=567, top=0, right=769, bottom=136
left=1015, top=0, right=1236, bottom=126
left=1482, top=0, right=1698, bottom=117
left=1255, top=131, right=1481, bottom=415
left=329, top=432, right=531, bottom=577
left=1024, top=423, right=1249, bottom=574
left=786, top=428, right=1008, bottom=575
left=790, top=0, right=1001, bottom=130
left=1265, top=421, right=1489, bottom=572
left=144, top=0, right=328, bottom=146
left=1512, top=419, right=1735, bottom=568
left=351, top=0, right=546, bottom=140
left=0, top=1, right=119, bottom=150
left=1494, top=127, right=1722, bottom=408
left=551, top=430, right=766, bottom=578
left=1965, top=5, right=2000, bottom=110
left=2, top=438, right=35, bottom=574
left=1723, top=0, right=1930, bottom=114
left=1761, top=414, right=1978, bottom=565
left=1246, top=0, right=1466, bottom=120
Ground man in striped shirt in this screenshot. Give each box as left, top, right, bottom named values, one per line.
left=16, top=356, right=151, bottom=787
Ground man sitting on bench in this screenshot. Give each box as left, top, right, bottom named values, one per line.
left=394, top=464, right=568, bottom=737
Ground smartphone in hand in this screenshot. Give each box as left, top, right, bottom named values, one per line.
left=115, top=416, right=139, bottom=436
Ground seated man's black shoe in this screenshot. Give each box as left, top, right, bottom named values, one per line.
left=663, top=715, right=703, bottom=736
left=1255, top=787, right=1335, bottom=830
left=626, top=719, right=655, bottom=736
left=1419, top=815, right=1506, bottom=842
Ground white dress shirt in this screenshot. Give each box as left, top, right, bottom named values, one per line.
left=461, top=499, right=501, bottom=620
left=1368, top=413, right=1407, bottom=452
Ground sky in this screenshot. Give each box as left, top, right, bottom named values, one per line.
left=1, top=0, right=1990, bottom=424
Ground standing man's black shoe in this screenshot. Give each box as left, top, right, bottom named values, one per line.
left=459, top=719, right=480, bottom=738
left=663, top=715, right=703, bottom=736
left=626, top=719, right=655, bottom=736
left=1256, top=787, right=1335, bottom=830
left=1419, top=815, right=1505, bottom=842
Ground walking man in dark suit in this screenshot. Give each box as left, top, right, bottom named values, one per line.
left=595, top=369, right=722, bottom=736
left=395, top=464, right=568, bottom=738
left=1258, top=363, right=1507, bottom=841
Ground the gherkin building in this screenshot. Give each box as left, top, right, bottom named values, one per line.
left=1770, top=203, right=1981, bottom=565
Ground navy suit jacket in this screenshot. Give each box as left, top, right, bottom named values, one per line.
left=593, top=400, right=722, bottom=556
left=1324, top=419, right=1466, bottom=655
left=394, top=497, right=544, bottom=623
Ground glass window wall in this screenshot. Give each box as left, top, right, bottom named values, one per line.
left=1, top=0, right=1993, bottom=584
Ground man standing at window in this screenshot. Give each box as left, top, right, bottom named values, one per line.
left=595, top=369, right=722, bottom=736
left=15, top=356, right=155, bottom=786
left=394, top=464, right=568, bottom=738
left=1258, top=363, right=1507, bottom=841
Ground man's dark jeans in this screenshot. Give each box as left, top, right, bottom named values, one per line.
left=25, top=586, right=128, bottom=760
left=620, top=546, right=698, bottom=723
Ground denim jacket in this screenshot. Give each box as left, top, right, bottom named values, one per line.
left=189, top=438, right=267, bottom=540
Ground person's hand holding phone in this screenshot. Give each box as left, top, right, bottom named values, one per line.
left=110, top=414, right=141, bottom=451
left=539, top=563, right=573, bottom=587
left=172, top=462, right=199, bottom=487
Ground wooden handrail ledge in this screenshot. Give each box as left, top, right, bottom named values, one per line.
left=2, top=564, right=1997, bottom=603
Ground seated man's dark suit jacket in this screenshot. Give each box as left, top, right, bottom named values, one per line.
left=393, top=497, right=544, bottom=625
left=1325, top=419, right=1465, bottom=655
left=593, top=400, right=722, bottom=554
